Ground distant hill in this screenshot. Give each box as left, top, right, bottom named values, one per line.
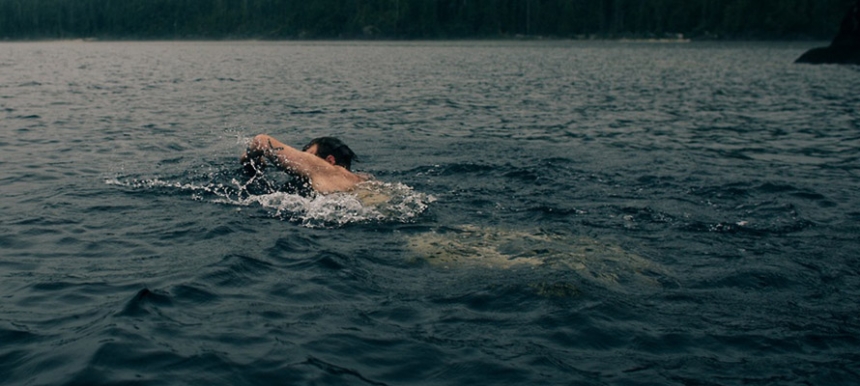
left=796, top=0, right=860, bottom=64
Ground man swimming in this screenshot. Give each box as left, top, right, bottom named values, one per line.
left=241, top=134, right=368, bottom=194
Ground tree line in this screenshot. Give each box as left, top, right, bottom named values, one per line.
left=0, top=0, right=854, bottom=40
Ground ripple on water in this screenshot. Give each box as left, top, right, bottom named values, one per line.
left=2, top=42, right=858, bottom=386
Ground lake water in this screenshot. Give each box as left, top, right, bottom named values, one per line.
left=1, top=40, right=859, bottom=385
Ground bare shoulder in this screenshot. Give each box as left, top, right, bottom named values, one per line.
left=310, top=167, right=367, bottom=194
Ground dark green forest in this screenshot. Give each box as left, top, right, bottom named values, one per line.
left=0, top=0, right=855, bottom=40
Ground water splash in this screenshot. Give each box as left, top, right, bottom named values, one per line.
left=106, top=176, right=432, bottom=228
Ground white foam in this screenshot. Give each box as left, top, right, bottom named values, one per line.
left=107, top=176, right=432, bottom=228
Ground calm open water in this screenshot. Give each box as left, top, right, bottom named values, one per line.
left=1, top=41, right=859, bottom=385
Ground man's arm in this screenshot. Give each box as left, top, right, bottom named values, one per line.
left=243, top=134, right=363, bottom=193
left=244, top=134, right=322, bottom=177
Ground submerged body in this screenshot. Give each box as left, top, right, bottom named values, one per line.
left=406, top=225, right=675, bottom=293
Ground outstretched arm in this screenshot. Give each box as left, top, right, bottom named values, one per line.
left=243, top=135, right=318, bottom=176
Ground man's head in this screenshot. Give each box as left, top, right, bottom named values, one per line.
left=302, top=137, right=357, bottom=171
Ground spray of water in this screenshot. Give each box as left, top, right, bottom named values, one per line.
left=106, top=176, right=433, bottom=228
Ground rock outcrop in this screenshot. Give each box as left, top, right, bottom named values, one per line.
left=796, top=0, right=860, bottom=64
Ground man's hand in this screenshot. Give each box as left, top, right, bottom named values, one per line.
left=241, top=136, right=272, bottom=175
left=241, top=152, right=266, bottom=175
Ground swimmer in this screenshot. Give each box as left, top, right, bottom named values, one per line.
left=241, top=135, right=368, bottom=194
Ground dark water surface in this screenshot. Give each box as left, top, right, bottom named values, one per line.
left=2, top=41, right=859, bottom=385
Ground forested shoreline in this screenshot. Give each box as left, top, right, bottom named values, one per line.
left=0, top=0, right=854, bottom=41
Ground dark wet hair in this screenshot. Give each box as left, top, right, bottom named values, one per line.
left=302, top=137, right=357, bottom=171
